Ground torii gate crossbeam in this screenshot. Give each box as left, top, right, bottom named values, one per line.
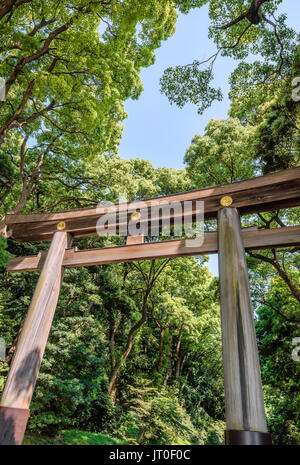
left=1, top=167, right=300, bottom=446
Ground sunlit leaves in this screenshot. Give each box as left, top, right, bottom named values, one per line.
left=184, top=117, right=257, bottom=187
left=160, top=64, right=222, bottom=114
left=0, top=0, right=178, bottom=216
left=160, top=1, right=298, bottom=116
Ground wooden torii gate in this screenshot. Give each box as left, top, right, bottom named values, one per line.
left=0, top=167, right=300, bottom=445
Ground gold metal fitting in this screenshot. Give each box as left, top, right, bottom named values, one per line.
left=130, top=211, right=141, bottom=221
left=57, top=221, right=66, bottom=230
left=220, top=196, right=233, bottom=207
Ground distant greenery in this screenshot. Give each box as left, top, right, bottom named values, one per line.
left=24, top=429, right=126, bottom=445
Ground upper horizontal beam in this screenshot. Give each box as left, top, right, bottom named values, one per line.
left=5, top=167, right=300, bottom=242
left=7, top=225, right=300, bottom=272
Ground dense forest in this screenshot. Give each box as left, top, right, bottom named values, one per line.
left=0, top=0, right=299, bottom=445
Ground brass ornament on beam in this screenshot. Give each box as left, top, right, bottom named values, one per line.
left=56, top=221, right=66, bottom=231
left=220, top=196, right=233, bottom=207
left=130, top=211, right=141, bottom=221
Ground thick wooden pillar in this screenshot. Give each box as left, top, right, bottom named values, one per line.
left=217, top=207, right=272, bottom=445
left=0, top=231, right=71, bottom=445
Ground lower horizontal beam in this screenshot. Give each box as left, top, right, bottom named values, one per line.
left=7, top=225, right=300, bottom=273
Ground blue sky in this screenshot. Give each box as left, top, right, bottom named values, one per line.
left=118, top=0, right=299, bottom=169
left=118, top=0, right=299, bottom=275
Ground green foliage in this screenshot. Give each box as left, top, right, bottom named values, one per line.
left=24, top=429, right=125, bottom=445
left=160, top=1, right=299, bottom=115
left=176, top=0, right=209, bottom=15
left=60, top=429, right=125, bottom=445
left=0, top=0, right=178, bottom=217
left=256, top=305, right=300, bottom=445
left=0, top=220, right=225, bottom=443
left=253, top=49, right=300, bottom=173
left=28, top=314, right=108, bottom=434
left=0, top=0, right=299, bottom=447
left=0, top=236, right=9, bottom=267
left=160, top=65, right=222, bottom=115
left=184, top=117, right=256, bottom=188
left=124, top=380, right=199, bottom=444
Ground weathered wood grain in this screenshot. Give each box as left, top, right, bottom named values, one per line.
left=7, top=225, right=300, bottom=272
left=0, top=231, right=71, bottom=409
left=5, top=167, right=300, bottom=242
left=218, top=207, right=268, bottom=433
left=126, top=235, right=145, bottom=245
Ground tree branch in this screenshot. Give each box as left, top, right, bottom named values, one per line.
left=248, top=250, right=300, bottom=303
left=256, top=297, right=300, bottom=324
left=218, top=0, right=271, bottom=30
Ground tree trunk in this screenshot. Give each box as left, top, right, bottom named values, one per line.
left=108, top=292, right=149, bottom=398
left=109, top=310, right=121, bottom=370
left=175, top=325, right=184, bottom=380
left=157, top=326, right=165, bottom=372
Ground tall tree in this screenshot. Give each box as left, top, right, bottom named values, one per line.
left=0, top=0, right=178, bottom=234
left=161, top=0, right=298, bottom=115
